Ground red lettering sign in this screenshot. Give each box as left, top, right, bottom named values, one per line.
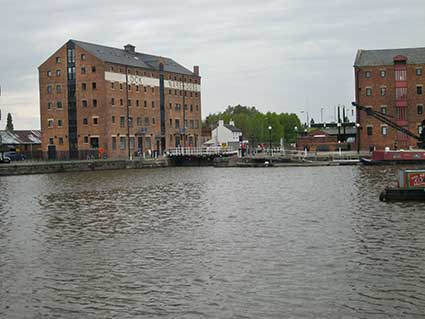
left=408, top=173, right=425, bottom=188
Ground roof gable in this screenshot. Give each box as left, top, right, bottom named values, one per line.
left=71, top=40, right=194, bottom=75
left=354, top=47, right=425, bottom=67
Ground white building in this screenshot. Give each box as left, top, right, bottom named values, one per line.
left=205, top=120, right=242, bottom=149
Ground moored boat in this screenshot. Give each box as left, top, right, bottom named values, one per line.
left=361, top=149, right=425, bottom=165
left=380, top=169, right=425, bottom=201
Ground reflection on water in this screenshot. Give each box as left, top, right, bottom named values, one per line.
left=1, top=166, right=425, bottom=318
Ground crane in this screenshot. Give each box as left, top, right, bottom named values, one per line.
left=352, top=102, right=425, bottom=149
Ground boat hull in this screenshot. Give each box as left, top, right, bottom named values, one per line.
left=361, top=150, right=425, bottom=165
left=380, top=187, right=425, bottom=201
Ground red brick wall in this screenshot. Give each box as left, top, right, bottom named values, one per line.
left=356, top=64, right=425, bottom=150
left=39, top=44, right=69, bottom=153
left=39, top=41, right=202, bottom=159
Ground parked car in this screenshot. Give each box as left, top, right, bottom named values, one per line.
left=4, top=151, right=25, bottom=161
left=0, top=153, right=11, bottom=164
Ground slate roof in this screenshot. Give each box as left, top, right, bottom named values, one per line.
left=354, top=47, right=425, bottom=67
left=71, top=40, right=194, bottom=75
left=0, top=130, right=41, bottom=145
left=224, top=124, right=242, bottom=132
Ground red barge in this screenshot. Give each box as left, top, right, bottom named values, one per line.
left=361, top=150, right=425, bottom=165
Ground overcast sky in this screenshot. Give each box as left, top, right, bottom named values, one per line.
left=1, top=0, right=425, bottom=129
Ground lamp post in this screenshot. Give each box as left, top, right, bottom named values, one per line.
left=355, top=123, right=361, bottom=154
left=268, top=125, right=272, bottom=155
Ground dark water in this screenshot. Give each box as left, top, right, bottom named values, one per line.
left=1, top=166, right=425, bottom=318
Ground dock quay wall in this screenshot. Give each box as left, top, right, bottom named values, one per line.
left=0, top=158, right=170, bottom=176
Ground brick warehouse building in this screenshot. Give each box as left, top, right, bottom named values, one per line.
left=39, top=40, right=201, bottom=159
left=354, top=47, right=425, bottom=151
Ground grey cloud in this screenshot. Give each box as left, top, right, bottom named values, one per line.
left=1, top=0, right=425, bottom=129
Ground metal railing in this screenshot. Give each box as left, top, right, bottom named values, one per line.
left=167, top=147, right=237, bottom=156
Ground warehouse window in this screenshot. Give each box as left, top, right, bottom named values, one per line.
left=82, top=100, right=88, bottom=108
left=93, top=99, right=97, bottom=107
left=92, top=66, right=96, bottom=73
left=84, top=136, right=89, bottom=144
left=81, top=67, right=86, bottom=74
left=395, top=69, right=407, bottom=81
left=56, top=69, right=61, bottom=77
left=365, top=71, right=371, bottom=78
left=380, top=106, right=387, bottom=114
left=418, top=104, right=423, bottom=115
left=120, top=137, right=126, bottom=149
left=120, top=116, right=125, bottom=128
left=416, top=68, right=422, bottom=76
left=58, top=137, right=64, bottom=145
left=380, top=70, right=386, bottom=78
left=47, top=119, right=54, bottom=128
left=381, top=126, right=388, bottom=136
left=93, top=117, right=99, bottom=125
left=144, top=117, right=149, bottom=126
left=58, top=119, right=63, bottom=127
left=112, top=116, right=115, bottom=124
left=112, top=136, right=117, bottom=150
left=82, top=83, right=87, bottom=91
left=47, top=102, right=52, bottom=110
left=81, top=54, right=86, bottom=61
left=145, top=137, right=151, bottom=149
left=367, top=126, right=373, bottom=136
left=47, top=70, right=52, bottom=77
left=56, top=57, right=61, bottom=64
left=380, top=87, right=387, bottom=96
left=417, top=85, right=423, bottom=95
left=83, top=118, right=88, bottom=125
left=92, top=82, right=97, bottom=90
left=57, top=101, right=63, bottom=109
left=366, top=87, right=372, bottom=96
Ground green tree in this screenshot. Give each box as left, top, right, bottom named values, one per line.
left=204, top=105, right=301, bottom=144
left=6, top=113, right=14, bottom=131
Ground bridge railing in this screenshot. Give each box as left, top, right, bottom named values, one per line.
left=167, top=147, right=237, bottom=156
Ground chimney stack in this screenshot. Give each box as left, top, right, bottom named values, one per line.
left=193, top=65, right=199, bottom=76
left=124, top=44, right=135, bottom=53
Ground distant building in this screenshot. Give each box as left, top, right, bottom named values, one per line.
left=296, top=129, right=350, bottom=152
left=0, top=130, right=42, bottom=158
left=39, top=39, right=202, bottom=160
left=354, top=47, right=425, bottom=150
left=310, top=122, right=357, bottom=143
left=205, top=120, right=242, bottom=149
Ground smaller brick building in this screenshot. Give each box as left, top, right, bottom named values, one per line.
left=296, top=129, right=349, bottom=152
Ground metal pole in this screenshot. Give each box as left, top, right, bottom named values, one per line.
left=269, top=128, right=272, bottom=154
left=125, top=66, right=131, bottom=160
left=321, top=107, right=323, bottom=123
left=182, top=78, right=186, bottom=147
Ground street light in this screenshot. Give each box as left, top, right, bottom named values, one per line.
left=268, top=125, right=272, bottom=155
